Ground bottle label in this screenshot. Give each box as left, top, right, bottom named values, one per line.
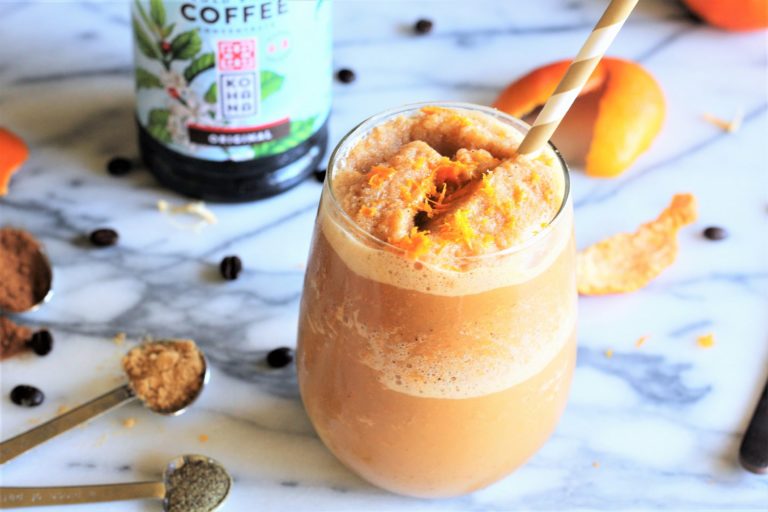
left=132, top=0, right=331, bottom=162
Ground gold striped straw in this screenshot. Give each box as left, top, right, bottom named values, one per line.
left=517, top=0, right=639, bottom=156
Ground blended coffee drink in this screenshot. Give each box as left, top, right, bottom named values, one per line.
left=297, top=103, right=576, bottom=498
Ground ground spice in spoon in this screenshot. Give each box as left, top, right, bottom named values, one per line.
left=165, top=459, right=231, bottom=512
left=0, top=227, right=50, bottom=312
left=0, top=316, right=32, bottom=360
left=122, top=340, right=205, bottom=412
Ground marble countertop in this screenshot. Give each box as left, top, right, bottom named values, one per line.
left=1, top=1, right=767, bottom=510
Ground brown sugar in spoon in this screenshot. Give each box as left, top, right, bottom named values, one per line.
left=0, top=340, right=209, bottom=465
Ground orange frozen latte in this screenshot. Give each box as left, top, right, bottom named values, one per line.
left=298, top=103, right=576, bottom=498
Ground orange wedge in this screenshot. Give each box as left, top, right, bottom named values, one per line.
left=683, top=0, right=768, bottom=31
left=493, top=57, right=665, bottom=178
left=0, top=128, right=29, bottom=196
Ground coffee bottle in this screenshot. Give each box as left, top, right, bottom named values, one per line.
left=131, top=0, right=332, bottom=201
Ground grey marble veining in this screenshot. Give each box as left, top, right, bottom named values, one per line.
left=1, top=1, right=767, bottom=510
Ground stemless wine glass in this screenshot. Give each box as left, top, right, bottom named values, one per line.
left=297, top=103, right=576, bottom=498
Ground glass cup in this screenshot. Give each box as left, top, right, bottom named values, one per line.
left=297, top=103, right=576, bottom=498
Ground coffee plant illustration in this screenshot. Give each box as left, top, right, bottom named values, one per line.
left=133, top=0, right=316, bottom=155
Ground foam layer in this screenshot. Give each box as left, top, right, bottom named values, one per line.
left=321, top=197, right=573, bottom=297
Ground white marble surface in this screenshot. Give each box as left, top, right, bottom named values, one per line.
left=1, top=1, right=767, bottom=510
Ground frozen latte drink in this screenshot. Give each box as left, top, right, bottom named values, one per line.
left=297, top=103, right=576, bottom=498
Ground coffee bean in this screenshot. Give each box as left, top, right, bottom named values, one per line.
left=89, top=228, right=119, bottom=247
left=314, top=168, right=327, bottom=183
left=703, top=226, right=728, bottom=241
left=414, top=18, right=434, bottom=35
left=106, top=157, right=133, bottom=176
left=220, top=255, right=243, bottom=281
left=28, top=330, right=53, bottom=356
left=266, top=347, right=293, bottom=368
left=337, top=68, right=356, bottom=84
left=10, top=385, right=45, bottom=407
left=413, top=210, right=430, bottom=230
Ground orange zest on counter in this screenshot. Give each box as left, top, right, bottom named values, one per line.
left=0, top=128, right=29, bottom=196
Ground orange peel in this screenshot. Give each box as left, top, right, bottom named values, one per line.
left=493, top=60, right=607, bottom=119
left=577, top=193, right=697, bottom=295
left=683, top=0, right=768, bottom=31
left=493, top=57, right=665, bottom=178
left=0, top=128, right=29, bottom=196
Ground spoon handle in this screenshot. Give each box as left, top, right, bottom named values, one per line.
left=0, top=482, right=165, bottom=508
left=740, top=373, right=768, bottom=474
left=0, top=384, right=136, bottom=465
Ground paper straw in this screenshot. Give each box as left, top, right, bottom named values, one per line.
left=516, top=0, right=639, bottom=156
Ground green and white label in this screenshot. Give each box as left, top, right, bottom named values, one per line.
left=132, top=0, right=331, bottom=162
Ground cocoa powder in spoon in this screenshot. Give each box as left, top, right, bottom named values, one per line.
left=0, top=227, right=50, bottom=312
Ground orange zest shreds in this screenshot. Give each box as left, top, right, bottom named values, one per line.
left=421, top=106, right=443, bottom=115
left=441, top=208, right=476, bottom=250
left=391, top=227, right=432, bottom=259
left=702, top=111, right=742, bottom=133
left=399, top=183, right=415, bottom=202
left=513, top=184, right=527, bottom=204
left=360, top=205, right=378, bottom=218
left=592, top=461, right=601, bottom=469
left=428, top=183, right=449, bottom=210
left=535, top=152, right=556, bottom=167
left=604, top=349, right=614, bottom=359
left=198, top=434, right=209, bottom=443
left=456, top=115, right=473, bottom=127
left=418, top=199, right=434, bottom=216
left=696, top=333, right=715, bottom=349
left=433, top=159, right=472, bottom=187
left=367, top=165, right=396, bottom=189
left=0, top=127, right=29, bottom=196
left=577, top=193, right=698, bottom=295
left=399, top=176, right=435, bottom=203
left=635, top=335, right=649, bottom=348
left=480, top=173, right=497, bottom=201
left=420, top=105, right=472, bottom=126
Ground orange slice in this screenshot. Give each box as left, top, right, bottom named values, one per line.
left=493, top=57, right=665, bottom=178
left=0, top=128, right=29, bottom=196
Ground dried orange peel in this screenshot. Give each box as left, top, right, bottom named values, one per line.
left=493, top=57, right=665, bottom=178
left=577, top=193, right=697, bottom=295
left=0, top=128, right=29, bottom=196
left=683, top=0, right=768, bottom=31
